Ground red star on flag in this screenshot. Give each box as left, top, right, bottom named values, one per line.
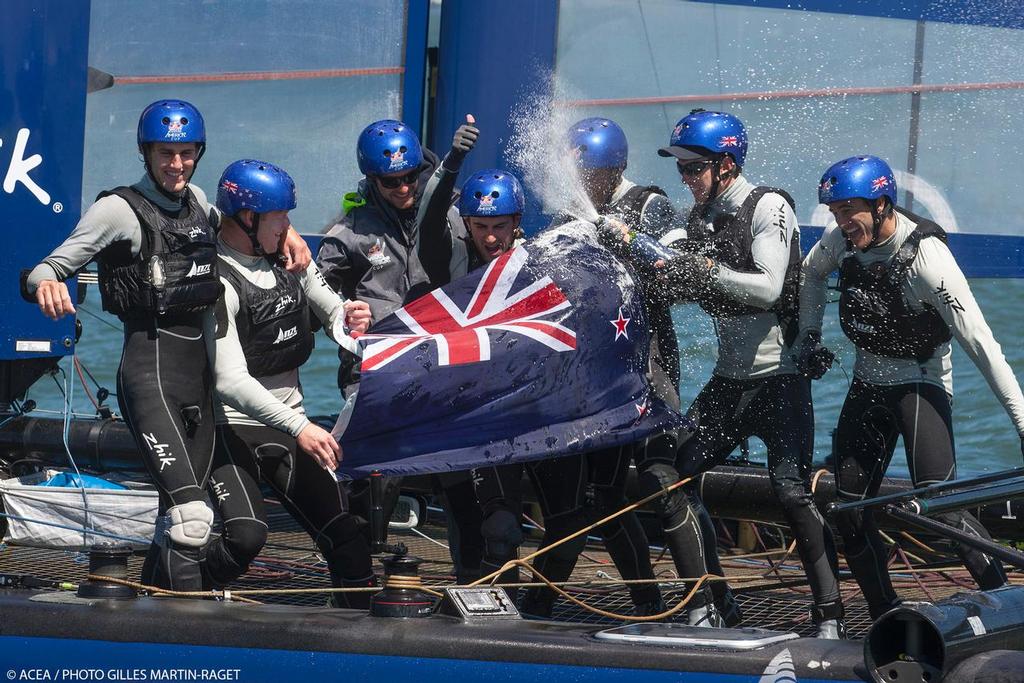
left=610, top=307, right=631, bottom=340
left=636, top=401, right=648, bottom=417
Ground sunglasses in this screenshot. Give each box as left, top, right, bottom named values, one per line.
left=677, top=160, right=715, bottom=177
left=376, top=170, right=419, bottom=189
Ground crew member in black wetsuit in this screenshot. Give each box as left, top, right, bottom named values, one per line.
left=203, top=159, right=374, bottom=606
left=27, top=100, right=311, bottom=591
left=317, top=116, right=481, bottom=577
left=514, top=118, right=684, bottom=618
left=801, top=155, right=1024, bottom=619
left=599, top=110, right=843, bottom=636
left=419, top=167, right=592, bottom=607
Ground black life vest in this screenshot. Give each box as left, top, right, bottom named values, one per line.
left=95, top=186, right=222, bottom=319
left=219, top=258, right=316, bottom=378
left=685, top=186, right=801, bottom=344
left=605, top=184, right=667, bottom=227
left=837, top=208, right=952, bottom=363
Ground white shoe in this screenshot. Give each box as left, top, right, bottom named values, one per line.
left=687, top=603, right=724, bottom=628
left=816, top=618, right=847, bottom=640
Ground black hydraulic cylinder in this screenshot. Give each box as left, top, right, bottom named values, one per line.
left=884, top=504, right=1024, bottom=570
left=369, top=470, right=387, bottom=555
left=864, top=586, right=1024, bottom=683
left=908, top=477, right=1024, bottom=517
left=831, top=466, right=1024, bottom=515
left=0, top=415, right=140, bottom=470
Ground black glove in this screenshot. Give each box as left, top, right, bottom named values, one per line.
left=594, top=216, right=631, bottom=255
left=443, top=122, right=479, bottom=171
left=662, top=252, right=710, bottom=295
left=795, top=331, right=835, bottom=380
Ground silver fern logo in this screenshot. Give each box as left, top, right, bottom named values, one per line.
left=758, top=648, right=796, bottom=683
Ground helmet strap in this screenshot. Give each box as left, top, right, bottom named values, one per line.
left=696, top=156, right=725, bottom=219
left=864, top=198, right=892, bottom=252
left=238, top=211, right=273, bottom=261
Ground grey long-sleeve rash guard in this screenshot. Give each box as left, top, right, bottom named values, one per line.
left=800, top=212, right=1024, bottom=436
left=204, top=238, right=358, bottom=437
left=691, top=175, right=800, bottom=378
left=26, top=175, right=218, bottom=291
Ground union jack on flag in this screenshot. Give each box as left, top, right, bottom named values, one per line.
left=358, top=246, right=576, bottom=371
left=719, top=135, right=739, bottom=147
left=221, top=180, right=239, bottom=194
left=871, top=175, right=890, bottom=192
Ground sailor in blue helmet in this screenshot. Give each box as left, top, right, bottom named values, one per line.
left=569, top=117, right=683, bottom=236
left=25, top=99, right=311, bottom=592
left=317, top=115, right=479, bottom=540
left=451, top=168, right=526, bottom=273
left=801, top=155, right=1024, bottom=619
left=599, top=109, right=844, bottom=636
left=202, top=160, right=374, bottom=606
left=318, top=117, right=479, bottom=326
left=415, top=167, right=522, bottom=587
left=424, top=167, right=591, bottom=608
left=563, top=117, right=691, bottom=617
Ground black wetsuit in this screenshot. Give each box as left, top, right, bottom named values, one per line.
left=517, top=181, right=684, bottom=617
left=27, top=178, right=224, bottom=592
left=800, top=211, right=1024, bottom=618
left=207, top=424, right=374, bottom=606
left=204, top=243, right=374, bottom=605
left=832, top=380, right=1006, bottom=617
left=471, top=456, right=590, bottom=605
left=118, top=313, right=217, bottom=590
left=624, top=177, right=841, bottom=624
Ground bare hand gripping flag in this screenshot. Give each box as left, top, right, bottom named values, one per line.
left=332, top=224, right=683, bottom=479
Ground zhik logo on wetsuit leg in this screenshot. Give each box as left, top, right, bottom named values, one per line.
left=143, top=432, right=176, bottom=471
left=211, top=479, right=230, bottom=503
left=1, top=128, right=52, bottom=206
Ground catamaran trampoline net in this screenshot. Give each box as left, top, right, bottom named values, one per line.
left=0, top=498, right=1010, bottom=640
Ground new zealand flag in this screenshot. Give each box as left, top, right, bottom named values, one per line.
left=332, top=223, right=683, bottom=479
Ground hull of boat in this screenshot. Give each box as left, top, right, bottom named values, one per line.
left=0, top=590, right=864, bottom=682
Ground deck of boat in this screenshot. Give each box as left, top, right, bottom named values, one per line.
left=3, top=494, right=1013, bottom=641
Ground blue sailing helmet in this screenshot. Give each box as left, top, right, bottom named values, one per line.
left=216, top=159, right=297, bottom=217
left=459, top=169, right=525, bottom=217
left=568, top=117, right=628, bottom=169
left=818, top=155, right=897, bottom=206
left=137, top=99, right=206, bottom=156
left=356, top=119, right=423, bottom=176
left=658, top=110, right=747, bottom=167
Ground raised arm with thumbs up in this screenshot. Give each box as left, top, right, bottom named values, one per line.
left=444, top=113, right=479, bottom=172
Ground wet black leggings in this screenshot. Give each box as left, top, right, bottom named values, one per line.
left=117, top=315, right=215, bottom=592
left=834, top=380, right=1006, bottom=618
left=587, top=444, right=664, bottom=608
left=471, top=455, right=589, bottom=607
left=206, top=423, right=374, bottom=608
left=436, top=471, right=485, bottom=585
left=641, top=374, right=841, bottom=615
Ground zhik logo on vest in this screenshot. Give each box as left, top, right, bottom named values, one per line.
left=1, top=128, right=60, bottom=212
left=274, top=326, right=298, bottom=344
left=274, top=295, right=296, bottom=316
